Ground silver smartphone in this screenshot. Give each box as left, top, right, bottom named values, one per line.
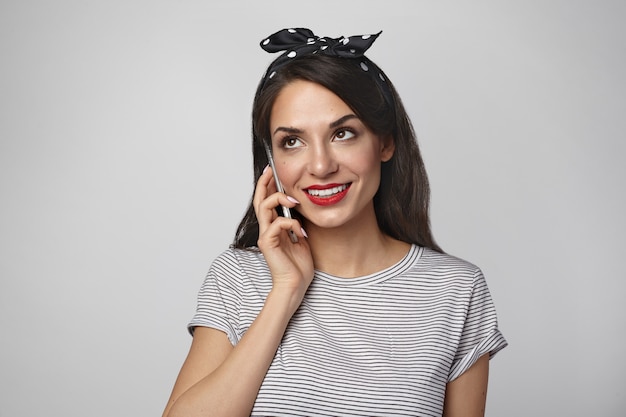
left=264, top=141, right=298, bottom=243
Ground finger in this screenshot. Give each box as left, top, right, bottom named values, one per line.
left=257, top=216, right=306, bottom=248
left=256, top=192, right=300, bottom=231
left=253, top=165, right=276, bottom=213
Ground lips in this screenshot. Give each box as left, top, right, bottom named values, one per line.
left=304, top=183, right=351, bottom=206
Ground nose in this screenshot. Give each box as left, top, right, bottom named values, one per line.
left=307, top=142, right=338, bottom=177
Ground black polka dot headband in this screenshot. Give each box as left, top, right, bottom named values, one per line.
left=259, top=28, right=393, bottom=106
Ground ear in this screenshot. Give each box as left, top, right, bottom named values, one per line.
left=380, top=135, right=395, bottom=162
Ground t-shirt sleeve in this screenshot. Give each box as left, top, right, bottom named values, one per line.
left=448, top=268, right=507, bottom=381
left=187, top=250, right=241, bottom=346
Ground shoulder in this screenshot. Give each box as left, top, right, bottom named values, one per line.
left=409, top=247, right=484, bottom=288
left=207, top=246, right=270, bottom=283
left=209, top=246, right=265, bottom=269
left=418, top=247, right=481, bottom=273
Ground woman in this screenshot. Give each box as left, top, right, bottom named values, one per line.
left=163, top=28, right=507, bottom=417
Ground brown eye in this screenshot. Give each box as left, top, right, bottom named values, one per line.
left=334, top=129, right=355, bottom=141
left=283, top=137, right=304, bottom=149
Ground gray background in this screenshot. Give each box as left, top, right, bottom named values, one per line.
left=1, top=0, right=624, bottom=416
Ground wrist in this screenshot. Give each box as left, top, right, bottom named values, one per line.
left=266, top=286, right=306, bottom=318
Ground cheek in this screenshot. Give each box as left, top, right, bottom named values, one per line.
left=276, top=160, right=298, bottom=188
left=344, top=148, right=382, bottom=175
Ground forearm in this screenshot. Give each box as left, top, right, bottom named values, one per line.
left=166, top=290, right=298, bottom=417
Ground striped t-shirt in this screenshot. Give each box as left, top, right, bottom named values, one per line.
left=189, top=244, right=507, bottom=416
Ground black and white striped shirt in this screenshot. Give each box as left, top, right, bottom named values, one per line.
left=189, top=245, right=507, bottom=416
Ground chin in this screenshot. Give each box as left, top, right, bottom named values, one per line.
left=302, top=212, right=362, bottom=231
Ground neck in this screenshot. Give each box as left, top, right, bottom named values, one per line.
left=303, top=209, right=410, bottom=278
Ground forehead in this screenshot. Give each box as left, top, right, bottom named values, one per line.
left=270, top=80, right=353, bottom=129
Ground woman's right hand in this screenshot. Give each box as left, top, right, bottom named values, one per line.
left=164, top=170, right=314, bottom=417
left=253, top=165, right=314, bottom=311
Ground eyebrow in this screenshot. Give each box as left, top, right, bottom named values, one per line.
left=273, top=114, right=359, bottom=135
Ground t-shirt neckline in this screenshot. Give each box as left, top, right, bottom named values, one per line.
left=313, top=244, right=422, bottom=286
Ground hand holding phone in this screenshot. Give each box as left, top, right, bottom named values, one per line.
left=264, top=141, right=299, bottom=243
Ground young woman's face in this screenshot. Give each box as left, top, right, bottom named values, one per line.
left=269, top=80, right=394, bottom=230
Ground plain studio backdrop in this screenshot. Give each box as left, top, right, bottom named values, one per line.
left=1, top=1, right=624, bottom=416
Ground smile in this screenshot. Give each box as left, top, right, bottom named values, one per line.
left=306, top=184, right=350, bottom=197
left=304, top=183, right=351, bottom=206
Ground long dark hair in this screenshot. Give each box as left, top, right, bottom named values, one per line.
left=233, top=54, right=442, bottom=252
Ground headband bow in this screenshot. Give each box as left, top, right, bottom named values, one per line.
left=259, top=28, right=393, bottom=105
left=261, top=28, right=382, bottom=64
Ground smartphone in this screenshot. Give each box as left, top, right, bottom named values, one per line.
left=264, top=141, right=298, bottom=243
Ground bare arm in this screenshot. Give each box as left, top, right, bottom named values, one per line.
left=443, top=353, right=490, bottom=417
left=163, top=289, right=304, bottom=417
left=162, top=327, right=233, bottom=417
left=162, top=166, right=313, bottom=417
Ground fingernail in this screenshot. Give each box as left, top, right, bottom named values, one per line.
left=287, top=196, right=300, bottom=204
left=300, top=227, right=308, bottom=238
left=263, top=164, right=269, bottom=174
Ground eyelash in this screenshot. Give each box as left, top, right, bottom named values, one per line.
left=278, top=127, right=357, bottom=149
left=334, top=127, right=356, bottom=141
left=279, top=136, right=302, bottom=149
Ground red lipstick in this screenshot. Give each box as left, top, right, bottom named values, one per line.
left=304, top=183, right=351, bottom=206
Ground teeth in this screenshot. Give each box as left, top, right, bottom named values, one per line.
left=307, top=184, right=348, bottom=197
